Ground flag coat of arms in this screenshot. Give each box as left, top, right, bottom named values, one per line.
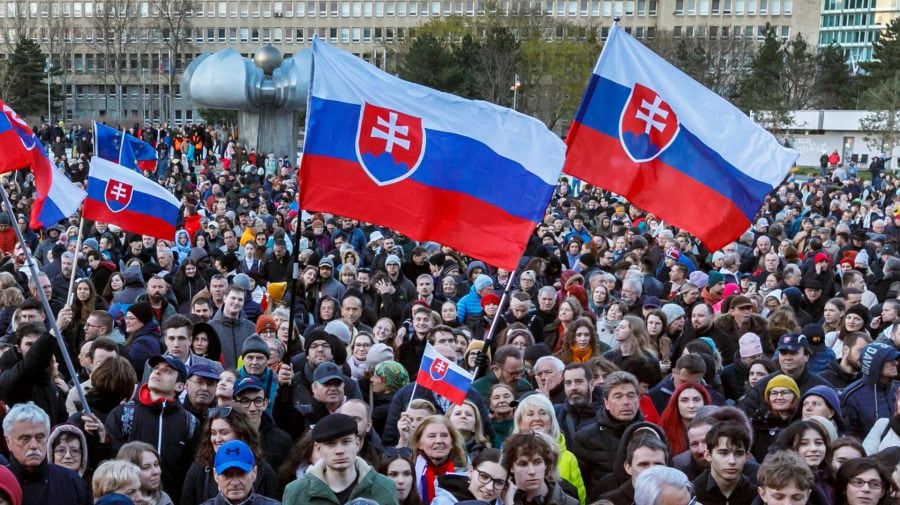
left=415, top=343, right=474, bottom=406
left=84, top=157, right=180, bottom=240
left=299, top=40, right=565, bottom=271
left=564, top=25, right=799, bottom=251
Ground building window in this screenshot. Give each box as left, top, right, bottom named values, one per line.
left=674, top=25, right=682, bottom=36
left=782, top=0, right=790, bottom=12
left=674, top=0, right=683, bottom=13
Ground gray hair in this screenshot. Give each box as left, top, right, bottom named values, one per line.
left=538, top=286, right=557, bottom=298
left=3, top=402, right=50, bottom=433
left=621, top=277, right=643, bottom=297
left=271, top=307, right=290, bottom=320
left=534, top=356, right=564, bottom=373
left=884, top=257, right=900, bottom=278
left=61, top=251, right=76, bottom=261
left=634, top=466, right=692, bottom=505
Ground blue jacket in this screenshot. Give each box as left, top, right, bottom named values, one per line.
left=456, top=285, right=483, bottom=325
left=841, top=343, right=900, bottom=438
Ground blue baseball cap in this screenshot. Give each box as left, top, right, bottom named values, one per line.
left=214, top=440, right=255, bottom=474
left=232, top=376, right=265, bottom=399
left=187, top=363, right=221, bottom=381
left=148, top=355, right=188, bottom=382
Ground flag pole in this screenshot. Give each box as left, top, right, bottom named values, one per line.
left=405, top=382, right=418, bottom=410
left=474, top=267, right=518, bottom=378
left=283, top=213, right=303, bottom=365
left=65, top=216, right=85, bottom=305
left=0, top=186, right=91, bottom=416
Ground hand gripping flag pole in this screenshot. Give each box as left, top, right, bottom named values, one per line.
left=473, top=269, right=517, bottom=379
left=0, top=185, right=92, bottom=416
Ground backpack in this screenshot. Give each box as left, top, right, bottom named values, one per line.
left=120, top=401, right=198, bottom=441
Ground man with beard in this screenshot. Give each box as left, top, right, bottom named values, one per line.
left=555, top=363, right=600, bottom=446
left=137, top=274, right=177, bottom=326
left=712, top=296, right=766, bottom=365
left=672, top=303, right=730, bottom=359
left=741, top=234, right=773, bottom=273
left=317, top=257, right=347, bottom=300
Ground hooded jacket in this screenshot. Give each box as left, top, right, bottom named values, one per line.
left=208, top=308, right=256, bottom=368
left=110, top=266, right=147, bottom=318
left=792, top=385, right=846, bottom=433
left=47, top=425, right=89, bottom=477
left=841, top=343, right=900, bottom=438
left=104, top=385, right=200, bottom=500
left=282, top=457, right=399, bottom=505
left=721, top=351, right=751, bottom=401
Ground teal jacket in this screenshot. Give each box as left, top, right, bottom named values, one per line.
left=283, top=457, right=399, bottom=505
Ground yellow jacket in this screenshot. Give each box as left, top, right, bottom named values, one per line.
left=558, top=433, right=586, bottom=505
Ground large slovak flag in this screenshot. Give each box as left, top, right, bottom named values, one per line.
left=299, top=40, right=565, bottom=271
left=0, top=100, right=42, bottom=174
left=94, top=122, right=158, bottom=172
left=84, top=157, right=180, bottom=240
left=415, top=343, right=474, bottom=406
left=564, top=25, right=799, bottom=251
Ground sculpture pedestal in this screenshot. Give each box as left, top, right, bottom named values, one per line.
left=238, top=107, right=298, bottom=164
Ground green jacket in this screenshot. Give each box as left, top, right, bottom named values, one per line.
left=283, top=457, right=399, bottom=505
left=471, top=370, right=533, bottom=400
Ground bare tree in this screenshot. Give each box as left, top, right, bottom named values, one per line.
left=150, top=0, right=197, bottom=123
left=44, top=13, right=77, bottom=119
left=90, top=0, right=146, bottom=116
left=0, top=0, right=34, bottom=104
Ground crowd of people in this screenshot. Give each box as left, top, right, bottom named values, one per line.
left=0, top=122, right=896, bottom=505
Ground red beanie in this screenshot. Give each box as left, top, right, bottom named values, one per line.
left=480, top=293, right=501, bottom=308
left=814, top=252, right=830, bottom=264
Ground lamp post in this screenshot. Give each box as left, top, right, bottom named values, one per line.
left=45, top=57, right=52, bottom=123
left=511, top=73, right=521, bottom=110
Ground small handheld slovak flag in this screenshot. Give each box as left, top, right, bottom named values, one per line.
left=415, top=344, right=474, bottom=406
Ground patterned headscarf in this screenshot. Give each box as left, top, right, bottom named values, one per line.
left=374, top=360, right=409, bottom=393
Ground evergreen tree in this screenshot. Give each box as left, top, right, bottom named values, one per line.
left=862, top=17, right=900, bottom=89
left=396, top=33, right=460, bottom=93
left=814, top=43, right=856, bottom=109
left=674, top=38, right=707, bottom=84
left=736, top=25, right=791, bottom=131
left=5, top=39, right=49, bottom=117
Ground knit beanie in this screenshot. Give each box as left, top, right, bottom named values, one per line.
left=689, top=271, right=708, bottom=289
left=324, top=320, right=352, bottom=346
left=738, top=332, right=763, bottom=358
left=241, top=334, right=270, bottom=358
left=707, top=271, right=725, bottom=287
left=845, top=304, right=871, bottom=329
left=661, top=303, right=685, bottom=322
left=127, top=302, right=155, bottom=325
left=765, top=374, right=800, bottom=403
left=0, top=465, right=22, bottom=505
left=480, top=293, right=501, bottom=308
left=255, top=315, right=277, bottom=334
left=365, top=342, right=394, bottom=370
left=473, top=274, right=493, bottom=292
left=305, top=329, right=347, bottom=364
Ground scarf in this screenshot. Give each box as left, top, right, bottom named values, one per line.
left=418, top=455, right=454, bottom=503
left=570, top=345, right=593, bottom=363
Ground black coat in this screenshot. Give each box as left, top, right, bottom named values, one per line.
left=180, top=460, right=280, bottom=505
left=8, top=459, right=91, bottom=505
left=721, top=352, right=751, bottom=401
left=0, top=333, right=67, bottom=425
left=571, top=407, right=644, bottom=503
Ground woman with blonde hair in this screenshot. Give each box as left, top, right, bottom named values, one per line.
left=92, top=460, right=142, bottom=504
left=512, top=393, right=586, bottom=504
left=116, top=442, right=173, bottom=505
left=410, top=414, right=469, bottom=503
left=446, top=400, right=491, bottom=462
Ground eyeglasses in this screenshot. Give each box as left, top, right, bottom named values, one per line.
left=768, top=389, right=795, bottom=398
left=849, top=478, right=884, bottom=490
left=54, top=446, right=82, bottom=457
left=474, top=469, right=506, bottom=489
left=208, top=406, right=233, bottom=418
left=236, top=397, right=267, bottom=408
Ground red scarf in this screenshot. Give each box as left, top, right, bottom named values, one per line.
left=422, top=459, right=455, bottom=503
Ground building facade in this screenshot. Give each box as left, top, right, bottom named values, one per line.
left=0, top=0, right=819, bottom=125
left=818, top=0, right=899, bottom=64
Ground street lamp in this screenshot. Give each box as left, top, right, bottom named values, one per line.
left=44, top=57, right=52, bottom=123
left=511, top=74, right=521, bottom=110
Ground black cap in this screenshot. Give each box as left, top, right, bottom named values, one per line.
left=148, top=355, right=188, bottom=382
left=311, top=413, right=358, bottom=442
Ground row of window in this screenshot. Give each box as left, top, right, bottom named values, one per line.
left=818, top=26, right=879, bottom=43
left=674, top=0, right=792, bottom=15
left=672, top=22, right=790, bottom=37
left=822, top=0, right=875, bottom=11
left=1, top=0, right=661, bottom=18
left=821, top=12, right=873, bottom=28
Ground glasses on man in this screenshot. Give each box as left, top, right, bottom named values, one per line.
left=236, top=397, right=267, bottom=408
left=474, top=468, right=506, bottom=490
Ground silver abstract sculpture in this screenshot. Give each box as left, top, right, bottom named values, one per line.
left=182, top=45, right=312, bottom=165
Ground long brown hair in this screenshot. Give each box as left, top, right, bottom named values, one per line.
left=194, top=407, right=263, bottom=467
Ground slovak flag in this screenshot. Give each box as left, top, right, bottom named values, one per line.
left=416, top=343, right=474, bottom=406
left=0, top=100, right=43, bottom=173
left=94, top=122, right=158, bottom=172
left=83, top=157, right=180, bottom=240
left=299, top=40, right=565, bottom=271
left=564, top=25, right=799, bottom=251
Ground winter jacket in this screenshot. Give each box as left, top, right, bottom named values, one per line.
left=863, top=416, right=900, bottom=455
left=555, top=397, right=600, bottom=447
left=456, top=285, right=484, bottom=327
left=181, top=461, right=279, bottom=505
left=841, top=343, right=900, bottom=438
left=173, top=231, right=193, bottom=266
left=282, top=457, right=399, bottom=505
left=721, top=352, right=751, bottom=401
left=8, top=458, right=91, bottom=505
left=817, top=359, right=860, bottom=393
left=0, top=332, right=67, bottom=424
left=557, top=434, right=587, bottom=505
left=471, top=370, right=533, bottom=400
left=509, top=480, right=578, bottom=505
left=208, top=309, right=256, bottom=368
left=109, top=266, right=146, bottom=318
left=104, top=385, right=200, bottom=500
left=125, top=321, right=163, bottom=378
left=199, top=494, right=280, bottom=505
left=792, top=385, right=846, bottom=433
left=134, top=293, right=178, bottom=327
left=571, top=407, right=643, bottom=502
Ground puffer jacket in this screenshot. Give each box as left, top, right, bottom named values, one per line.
left=282, top=457, right=399, bottom=505
left=571, top=407, right=644, bottom=502
left=104, top=385, right=200, bottom=500
left=557, top=434, right=586, bottom=505
left=841, top=342, right=900, bottom=438
left=456, top=286, right=484, bottom=327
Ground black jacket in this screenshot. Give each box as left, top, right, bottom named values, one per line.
left=554, top=399, right=600, bottom=447
left=104, top=385, right=201, bottom=500
left=571, top=407, right=643, bottom=502
left=721, top=352, right=751, bottom=401
left=0, top=332, right=67, bottom=424
left=181, top=460, right=280, bottom=505
left=8, top=458, right=91, bottom=505
left=738, top=367, right=832, bottom=419
left=818, top=359, right=860, bottom=393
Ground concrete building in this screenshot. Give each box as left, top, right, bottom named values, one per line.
left=0, top=0, right=819, bottom=125
left=818, top=0, right=899, bottom=64
left=783, top=109, right=899, bottom=169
